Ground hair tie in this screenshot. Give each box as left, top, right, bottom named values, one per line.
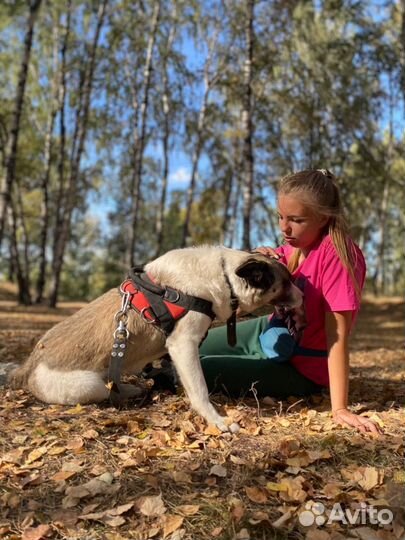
left=316, top=168, right=334, bottom=179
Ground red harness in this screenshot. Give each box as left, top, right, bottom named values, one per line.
left=120, top=277, right=187, bottom=324
left=120, top=267, right=216, bottom=336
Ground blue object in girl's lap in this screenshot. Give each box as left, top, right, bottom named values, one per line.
left=259, top=318, right=296, bottom=362
left=259, top=317, right=328, bottom=363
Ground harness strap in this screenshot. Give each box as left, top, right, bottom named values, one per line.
left=221, top=258, right=239, bottom=347
left=108, top=331, right=127, bottom=408
left=128, top=267, right=216, bottom=335
left=107, top=316, right=130, bottom=408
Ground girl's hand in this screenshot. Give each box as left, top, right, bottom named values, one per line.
left=332, top=408, right=381, bottom=434
left=252, top=246, right=280, bottom=259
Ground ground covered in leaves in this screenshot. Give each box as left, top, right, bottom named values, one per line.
left=0, top=282, right=404, bottom=540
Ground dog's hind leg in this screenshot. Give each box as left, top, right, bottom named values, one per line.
left=166, top=316, right=240, bottom=433
left=28, top=363, right=110, bottom=405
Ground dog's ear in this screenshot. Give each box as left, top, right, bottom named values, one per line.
left=235, top=259, right=275, bottom=290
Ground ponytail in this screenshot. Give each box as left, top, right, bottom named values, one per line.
left=279, top=169, right=362, bottom=299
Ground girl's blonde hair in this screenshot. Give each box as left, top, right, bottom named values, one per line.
left=278, top=169, right=361, bottom=298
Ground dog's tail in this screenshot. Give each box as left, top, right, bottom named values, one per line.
left=7, top=363, right=31, bottom=389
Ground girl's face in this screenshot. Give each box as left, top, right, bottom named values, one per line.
left=277, top=194, right=328, bottom=254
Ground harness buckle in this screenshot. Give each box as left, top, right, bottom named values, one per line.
left=140, top=307, right=157, bottom=324
left=164, top=289, right=180, bottom=303
left=113, top=319, right=129, bottom=339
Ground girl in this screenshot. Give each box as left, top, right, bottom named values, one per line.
left=200, top=169, right=380, bottom=434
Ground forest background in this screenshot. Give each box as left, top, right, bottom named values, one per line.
left=0, top=0, right=404, bottom=307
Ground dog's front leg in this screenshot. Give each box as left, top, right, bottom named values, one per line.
left=166, top=315, right=239, bottom=433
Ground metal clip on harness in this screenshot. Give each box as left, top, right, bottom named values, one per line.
left=107, top=290, right=131, bottom=407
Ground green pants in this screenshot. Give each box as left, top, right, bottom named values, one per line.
left=199, top=316, right=322, bottom=398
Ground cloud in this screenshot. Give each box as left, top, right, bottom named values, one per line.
left=169, top=167, right=190, bottom=185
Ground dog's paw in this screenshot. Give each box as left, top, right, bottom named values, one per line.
left=215, top=419, right=240, bottom=434
left=228, top=422, right=240, bottom=434
left=120, top=383, right=145, bottom=399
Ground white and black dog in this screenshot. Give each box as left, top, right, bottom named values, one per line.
left=9, top=246, right=302, bottom=432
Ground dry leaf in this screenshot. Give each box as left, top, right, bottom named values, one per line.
left=162, top=515, right=184, bottom=539
left=104, top=516, right=126, bottom=527
left=20, top=474, right=44, bottom=488
left=249, top=511, right=270, bottom=525
left=286, top=451, right=311, bottom=467
left=25, top=447, right=47, bottom=465
left=235, top=528, right=250, bottom=540
left=82, top=429, right=99, bottom=439
left=137, top=494, right=167, bottom=516
left=109, top=502, right=134, bottom=516
left=231, top=503, right=245, bottom=523
left=209, top=464, right=227, bottom=477
left=323, top=482, right=343, bottom=499
left=65, top=404, right=83, bottom=414
left=65, top=437, right=84, bottom=452
left=2, top=448, right=25, bottom=463
left=204, top=424, right=222, bottom=436
left=279, top=477, right=307, bottom=503
left=358, top=467, right=382, bottom=491
left=351, top=527, right=381, bottom=540
left=63, top=475, right=120, bottom=503
left=51, top=470, right=76, bottom=482
left=230, top=455, right=248, bottom=465
left=21, top=524, right=52, bottom=540
left=170, top=471, right=193, bottom=483
left=176, top=505, right=199, bottom=516
left=245, top=486, right=268, bottom=504
left=211, top=527, right=223, bottom=537
left=306, top=531, right=331, bottom=540
left=279, top=437, right=301, bottom=457
left=62, top=461, right=83, bottom=473
left=47, top=446, right=66, bottom=456
left=266, top=481, right=288, bottom=492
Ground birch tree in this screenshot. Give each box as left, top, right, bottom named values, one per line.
left=0, top=0, right=42, bottom=249
left=49, top=0, right=108, bottom=307
left=241, top=0, right=255, bottom=251
left=127, top=0, right=161, bottom=267
left=35, top=9, right=65, bottom=303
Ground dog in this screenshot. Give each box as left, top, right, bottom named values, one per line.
left=8, top=246, right=302, bottom=432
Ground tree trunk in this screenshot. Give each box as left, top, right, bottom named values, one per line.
left=49, top=0, right=107, bottom=307
left=7, top=201, right=32, bottom=305
left=222, top=136, right=242, bottom=246
left=51, top=0, right=71, bottom=300
left=401, top=0, right=405, bottom=102
left=155, top=14, right=176, bottom=257
left=227, top=164, right=242, bottom=248
left=35, top=22, right=61, bottom=303
left=127, top=0, right=161, bottom=267
left=372, top=180, right=389, bottom=295
left=180, top=86, right=209, bottom=248
left=241, top=0, right=255, bottom=251
left=0, top=0, right=42, bottom=249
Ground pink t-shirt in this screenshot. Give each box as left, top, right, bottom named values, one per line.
left=275, top=235, right=366, bottom=386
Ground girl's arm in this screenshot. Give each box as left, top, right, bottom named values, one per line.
left=325, top=311, right=381, bottom=434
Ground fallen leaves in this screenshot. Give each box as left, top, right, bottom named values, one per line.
left=1, top=308, right=405, bottom=540
left=136, top=494, right=166, bottom=517
left=62, top=472, right=120, bottom=508
left=21, top=524, right=52, bottom=540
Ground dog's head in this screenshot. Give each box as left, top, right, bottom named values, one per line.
left=234, top=255, right=302, bottom=311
